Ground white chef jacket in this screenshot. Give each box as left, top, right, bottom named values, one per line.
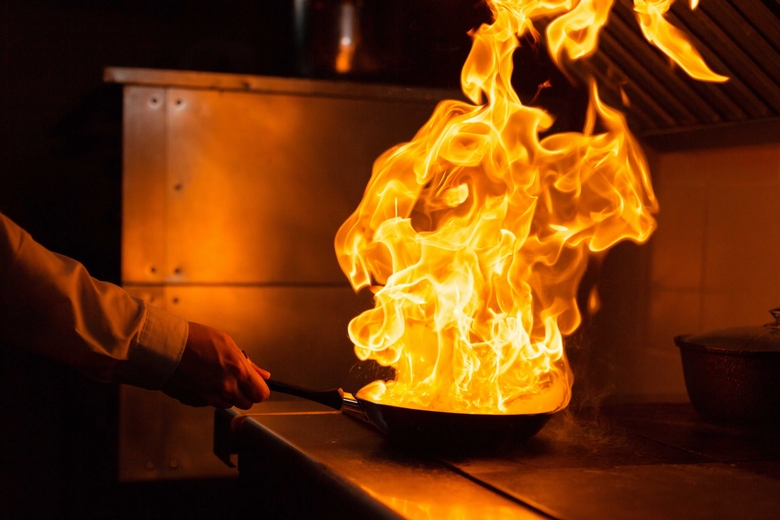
left=0, top=212, right=187, bottom=389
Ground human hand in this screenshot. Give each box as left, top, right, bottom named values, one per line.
left=163, top=322, right=271, bottom=409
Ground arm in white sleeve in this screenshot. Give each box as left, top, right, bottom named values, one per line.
left=0, top=212, right=187, bottom=389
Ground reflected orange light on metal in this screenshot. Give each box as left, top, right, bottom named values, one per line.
left=335, top=0, right=723, bottom=414
left=373, top=493, right=541, bottom=520
left=335, top=1, right=357, bottom=74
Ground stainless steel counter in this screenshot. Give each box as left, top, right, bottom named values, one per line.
left=216, top=398, right=780, bottom=519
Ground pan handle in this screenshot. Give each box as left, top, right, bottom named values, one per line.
left=340, top=392, right=371, bottom=423
left=266, top=379, right=345, bottom=411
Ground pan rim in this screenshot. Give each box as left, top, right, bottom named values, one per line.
left=675, top=334, right=780, bottom=358
left=355, top=394, right=558, bottom=418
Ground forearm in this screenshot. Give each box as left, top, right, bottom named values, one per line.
left=0, top=213, right=187, bottom=389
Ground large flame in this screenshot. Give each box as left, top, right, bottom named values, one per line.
left=335, top=0, right=723, bottom=414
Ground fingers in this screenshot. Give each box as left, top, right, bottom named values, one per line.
left=251, top=361, right=271, bottom=380
left=227, top=341, right=270, bottom=406
left=239, top=358, right=271, bottom=403
left=231, top=392, right=255, bottom=410
left=217, top=376, right=255, bottom=410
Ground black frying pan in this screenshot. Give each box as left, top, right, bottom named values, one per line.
left=267, top=380, right=553, bottom=448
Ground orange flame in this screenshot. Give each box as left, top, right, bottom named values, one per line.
left=546, top=0, right=614, bottom=65
left=633, top=0, right=728, bottom=82
left=335, top=0, right=720, bottom=414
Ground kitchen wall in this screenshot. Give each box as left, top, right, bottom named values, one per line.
left=602, top=142, right=780, bottom=402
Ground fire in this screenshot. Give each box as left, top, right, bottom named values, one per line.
left=633, top=0, right=727, bottom=82
left=335, top=0, right=724, bottom=414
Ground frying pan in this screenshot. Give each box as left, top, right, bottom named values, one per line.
left=266, top=380, right=553, bottom=448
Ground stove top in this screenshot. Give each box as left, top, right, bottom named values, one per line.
left=215, top=397, right=780, bottom=519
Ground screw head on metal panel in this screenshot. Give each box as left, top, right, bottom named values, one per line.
left=172, top=297, right=179, bottom=304
left=145, top=461, right=154, bottom=470
left=174, top=98, right=185, bottom=109
left=173, top=183, right=183, bottom=191
left=149, top=96, right=161, bottom=108
left=169, top=459, right=179, bottom=469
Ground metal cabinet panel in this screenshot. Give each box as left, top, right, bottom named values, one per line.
left=163, top=88, right=434, bottom=284
left=163, top=398, right=236, bottom=480
left=122, top=87, right=167, bottom=284
left=119, top=384, right=236, bottom=481
left=117, top=385, right=173, bottom=481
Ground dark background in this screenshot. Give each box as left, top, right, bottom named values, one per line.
left=0, top=1, right=586, bottom=518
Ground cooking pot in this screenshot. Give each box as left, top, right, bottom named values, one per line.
left=674, top=308, right=780, bottom=427
left=266, top=379, right=552, bottom=449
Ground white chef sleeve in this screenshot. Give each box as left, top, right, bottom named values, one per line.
left=0, top=212, right=187, bottom=389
